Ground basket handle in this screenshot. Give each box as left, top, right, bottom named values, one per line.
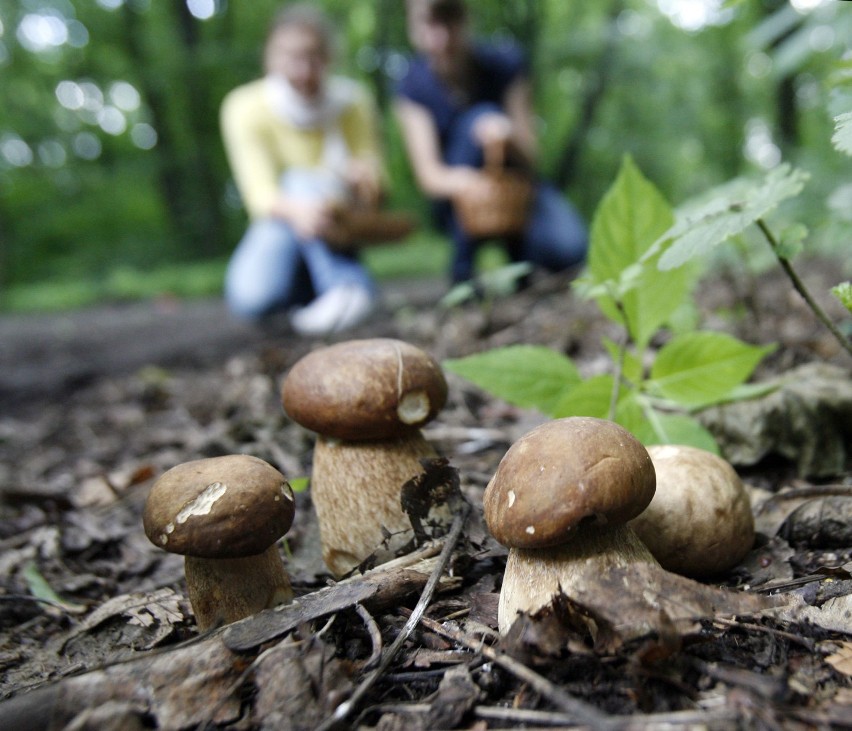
left=483, top=138, right=507, bottom=171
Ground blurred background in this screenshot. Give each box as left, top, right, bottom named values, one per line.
left=1, top=0, right=849, bottom=313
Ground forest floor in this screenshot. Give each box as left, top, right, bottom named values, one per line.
left=1, top=257, right=851, bottom=730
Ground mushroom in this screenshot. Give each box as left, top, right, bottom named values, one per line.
left=143, top=454, right=295, bottom=631
left=628, top=444, right=755, bottom=578
left=281, top=338, right=448, bottom=577
left=482, top=417, right=659, bottom=635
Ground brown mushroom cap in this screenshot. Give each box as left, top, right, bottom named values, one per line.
left=628, top=444, right=755, bottom=578
left=143, top=455, right=294, bottom=559
left=281, top=338, right=448, bottom=441
left=483, top=417, right=656, bottom=550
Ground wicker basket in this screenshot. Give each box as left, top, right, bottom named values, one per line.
left=325, top=206, right=416, bottom=251
left=453, top=142, right=534, bottom=238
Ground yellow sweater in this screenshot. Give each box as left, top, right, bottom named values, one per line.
left=220, top=78, right=381, bottom=219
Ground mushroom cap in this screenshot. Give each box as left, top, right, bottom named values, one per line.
left=628, top=444, right=755, bottom=578
left=143, top=455, right=295, bottom=559
left=281, top=338, right=448, bottom=441
left=483, top=417, right=656, bottom=549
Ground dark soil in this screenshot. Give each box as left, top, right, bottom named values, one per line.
left=1, top=259, right=851, bottom=730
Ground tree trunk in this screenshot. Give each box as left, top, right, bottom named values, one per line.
left=121, top=3, right=228, bottom=259
left=551, top=0, right=624, bottom=189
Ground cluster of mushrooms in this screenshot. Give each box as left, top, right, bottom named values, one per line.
left=143, top=337, right=755, bottom=634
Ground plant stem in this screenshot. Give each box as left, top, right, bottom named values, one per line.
left=756, top=218, right=852, bottom=359
left=609, top=298, right=633, bottom=420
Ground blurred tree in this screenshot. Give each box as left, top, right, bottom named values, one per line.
left=0, top=0, right=848, bottom=308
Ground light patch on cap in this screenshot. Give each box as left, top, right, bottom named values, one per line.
left=397, top=390, right=429, bottom=424
left=507, top=490, right=516, bottom=508
left=175, top=481, right=228, bottom=525
left=525, top=525, right=535, bottom=535
left=157, top=522, right=176, bottom=546
left=278, top=483, right=294, bottom=501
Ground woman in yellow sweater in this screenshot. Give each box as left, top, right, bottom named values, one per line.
left=220, top=4, right=383, bottom=334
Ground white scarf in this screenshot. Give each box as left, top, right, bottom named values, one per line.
left=265, top=73, right=358, bottom=173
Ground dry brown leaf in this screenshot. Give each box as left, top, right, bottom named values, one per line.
left=783, top=594, right=852, bottom=636
left=560, top=562, right=788, bottom=652
left=253, top=635, right=353, bottom=731
left=826, top=642, right=852, bottom=677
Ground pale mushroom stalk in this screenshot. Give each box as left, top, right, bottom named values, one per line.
left=311, top=432, right=438, bottom=574
left=483, top=417, right=659, bottom=636
left=184, top=547, right=293, bottom=631
left=499, top=523, right=657, bottom=635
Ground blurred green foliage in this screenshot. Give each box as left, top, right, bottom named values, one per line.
left=0, top=0, right=849, bottom=311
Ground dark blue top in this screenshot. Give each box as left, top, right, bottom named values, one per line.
left=395, top=42, right=527, bottom=152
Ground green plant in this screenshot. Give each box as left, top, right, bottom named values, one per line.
left=444, top=156, right=775, bottom=452
left=653, top=108, right=852, bottom=359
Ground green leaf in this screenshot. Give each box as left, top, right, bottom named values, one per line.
left=602, top=337, right=643, bottom=385
left=833, top=111, right=852, bottom=156
left=630, top=411, right=720, bottom=453
left=647, top=331, right=775, bottom=408
left=23, top=562, right=87, bottom=614
left=657, top=164, right=810, bottom=270
left=775, top=223, right=808, bottom=260
left=551, top=375, right=615, bottom=420
left=832, top=282, right=852, bottom=314
left=289, top=476, right=310, bottom=493
left=584, top=156, right=690, bottom=348
left=443, top=345, right=581, bottom=415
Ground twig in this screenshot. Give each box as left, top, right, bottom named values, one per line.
left=415, top=613, right=615, bottom=729
left=355, top=603, right=383, bottom=671
left=757, top=218, right=852, bottom=359
left=316, top=502, right=471, bottom=731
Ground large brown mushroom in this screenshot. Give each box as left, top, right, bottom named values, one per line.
left=282, top=338, right=448, bottom=577
left=628, top=444, right=755, bottom=578
left=143, top=454, right=295, bottom=631
left=483, top=417, right=658, bottom=635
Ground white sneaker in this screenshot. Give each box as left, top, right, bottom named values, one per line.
left=289, top=284, right=375, bottom=336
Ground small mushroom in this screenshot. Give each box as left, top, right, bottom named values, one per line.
left=483, top=417, right=658, bottom=635
left=143, top=454, right=295, bottom=631
left=628, top=444, right=755, bottom=578
left=282, top=338, right=448, bottom=577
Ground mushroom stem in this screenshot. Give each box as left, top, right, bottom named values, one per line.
left=498, top=523, right=658, bottom=635
left=311, top=431, right=441, bottom=577
left=184, top=545, right=293, bottom=631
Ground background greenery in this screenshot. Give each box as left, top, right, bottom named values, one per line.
left=0, top=0, right=849, bottom=312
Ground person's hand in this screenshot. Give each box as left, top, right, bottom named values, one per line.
left=278, top=198, right=337, bottom=240
left=444, top=165, right=484, bottom=197
left=472, top=112, right=513, bottom=148
left=345, top=158, right=382, bottom=207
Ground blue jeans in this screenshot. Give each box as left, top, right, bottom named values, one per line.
left=440, top=103, right=589, bottom=283
left=224, top=171, right=375, bottom=320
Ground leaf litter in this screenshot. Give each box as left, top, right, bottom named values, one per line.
left=0, top=259, right=851, bottom=728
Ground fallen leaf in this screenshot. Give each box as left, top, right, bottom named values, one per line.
left=789, top=594, right=852, bottom=636
left=509, top=562, right=790, bottom=655
left=23, top=561, right=87, bottom=615
left=425, top=664, right=480, bottom=728
left=60, top=588, right=185, bottom=651
left=826, top=642, right=852, bottom=676
left=253, top=634, right=353, bottom=730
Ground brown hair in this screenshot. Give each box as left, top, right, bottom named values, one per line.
left=407, top=0, right=467, bottom=25
left=267, top=3, right=337, bottom=55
